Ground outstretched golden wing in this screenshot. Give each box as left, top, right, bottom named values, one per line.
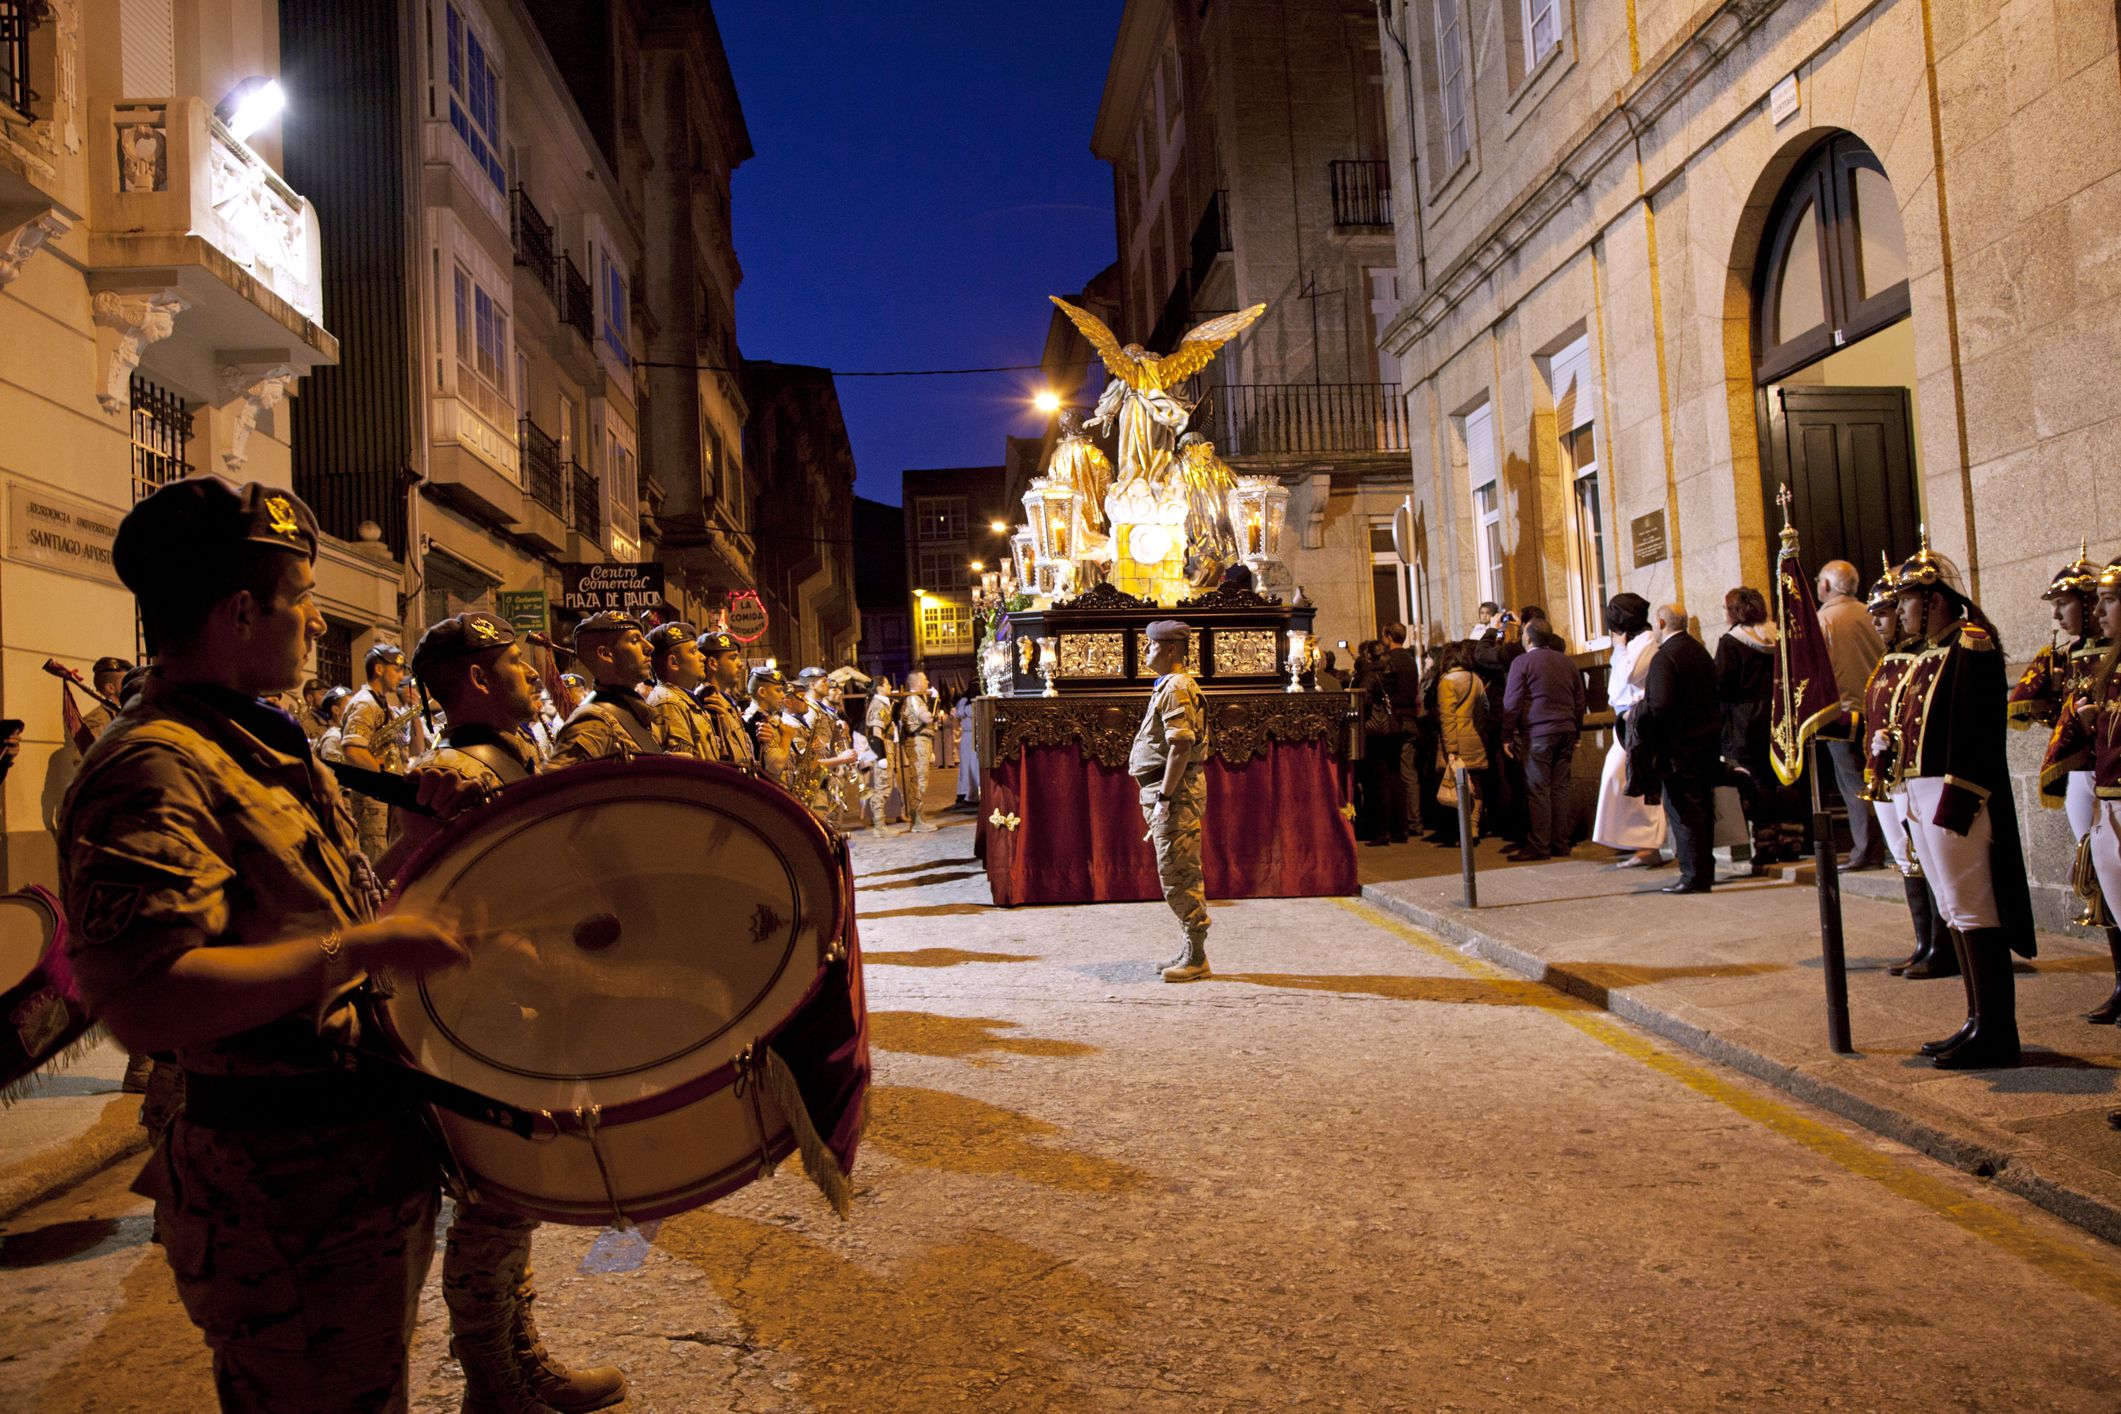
left=1049, top=296, right=1137, bottom=387
left=1142, top=303, right=1268, bottom=391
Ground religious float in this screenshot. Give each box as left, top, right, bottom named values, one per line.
left=971, top=297, right=1363, bottom=907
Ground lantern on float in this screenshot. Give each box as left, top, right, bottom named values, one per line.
left=1226, top=476, right=1291, bottom=582
left=1023, top=478, right=1080, bottom=598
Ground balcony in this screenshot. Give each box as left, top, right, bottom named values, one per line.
left=1329, top=160, right=1392, bottom=228
left=559, top=255, right=593, bottom=345
left=85, top=97, right=336, bottom=401
left=1203, top=383, right=1409, bottom=458
left=570, top=460, right=603, bottom=556
left=517, top=418, right=568, bottom=551
left=510, top=186, right=555, bottom=293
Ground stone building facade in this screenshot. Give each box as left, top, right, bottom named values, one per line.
left=742, top=360, right=859, bottom=673
left=1089, top=0, right=1416, bottom=648
left=0, top=0, right=393, bottom=889
left=1376, top=0, right=2121, bottom=918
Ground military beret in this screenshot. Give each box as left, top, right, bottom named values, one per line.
left=644, top=621, right=697, bottom=654
left=91, top=657, right=133, bottom=677
left=795, top=666, right=828, bottom=685
left=113, top=475, right=318, bottom=597
left=573, top=610, right=638, bottom=641
left=366, top=642, right=406, bottom=668
left=1144, top=619, right=1192, bottom=643
left=748, top=666, right=786, bottom=693
left=412, top=612, right=515, bottom=676
left=320, top=685, right=352, bottom=712
left=696, top=629, right=742, bottom=656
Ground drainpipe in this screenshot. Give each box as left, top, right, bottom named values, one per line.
left=1375, top=0, right=1429, bottom=293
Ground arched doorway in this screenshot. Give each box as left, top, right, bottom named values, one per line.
left=1751, top=133, right=1920, bottom=579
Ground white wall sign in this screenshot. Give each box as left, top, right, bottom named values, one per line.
left=7, top=482, right=122, bottom=586
left=1770, top=74, right=1800, bottom=126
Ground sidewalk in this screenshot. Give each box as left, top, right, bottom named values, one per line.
left=1355, top=835, right=2121, bottom=1242
left=0, top=1039, right=146, bottom=1222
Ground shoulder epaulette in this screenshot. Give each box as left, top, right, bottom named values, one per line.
left=1959, top=624, right=1993, bottom=651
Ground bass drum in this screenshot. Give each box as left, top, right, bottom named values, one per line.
left=383, top=757, right=855, bottom=1226
left=0, top=885, right=89, bottom=1099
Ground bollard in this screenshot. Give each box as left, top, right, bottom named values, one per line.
left=1813, top=805, right=1853, bottom=1054
left=1456, top=762, right=1477, bottom=909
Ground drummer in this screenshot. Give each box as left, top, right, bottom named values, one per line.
left=400, top=610, right=631, bottom=1413
left=550, top=610, right=663, bottom=765
left=57, top=475, right=480, bottom=1411
left=693, top=629, right=755, bottom=768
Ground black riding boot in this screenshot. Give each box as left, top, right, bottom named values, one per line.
left=2084, top=928, right=2121, bottom=1024
left=1889, top=877, right=1933, bottom=975
left=1902, top=880, right=1959, bottom=979
left=1918, top=929, right=1979, bottom=1057
left=1933, top=928, right=2022, bottom=1070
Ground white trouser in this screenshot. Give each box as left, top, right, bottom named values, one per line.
left=2091, top=799, right=2121, bottom=924
left=2066, top=770, right=2096, bottom=844
left=1873, top=792, right=1914, bottom=875
left=1901, top=776, right=2000, bottom=931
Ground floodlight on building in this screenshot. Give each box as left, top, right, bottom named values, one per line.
left=1032, top=390, right=1062, bottom=415
left=219, top=77, right=286, bottom=142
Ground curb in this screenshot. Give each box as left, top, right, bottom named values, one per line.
left=0, top=1095, right=150, bottom=1224
left=1358, top=883, right=2121, bottom=1248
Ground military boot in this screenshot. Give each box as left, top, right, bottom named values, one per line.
left=1932, top=929, right=2021, bottom=1070
left=1162, top=931, right=1210, bottom=983
left=512, top=1281, right=627, bottom=1412
left=1888, top=876, right=1934, bottom=976
left=451, top=1326, right=561, bottom=1414
left=1918, top=930, right=1979, bottom=1058
left=2083, top=928, right=2121, bottom=1024
left=1900, top=883, right=1959, bottom=980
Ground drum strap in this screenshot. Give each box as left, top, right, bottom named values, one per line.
left=330, top=1045, right=555, bottom=1138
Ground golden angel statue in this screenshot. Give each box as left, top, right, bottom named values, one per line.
left=1048, top=408, right=1115, bottom=531
left=1049, top=297, right=1267, bottom=490
left=1175, top=432, right=1239, bottom=584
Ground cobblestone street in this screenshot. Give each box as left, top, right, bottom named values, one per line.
left=3, top=814, right=2119, bottom=1411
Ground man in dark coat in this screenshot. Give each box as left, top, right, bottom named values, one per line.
left=1631, top=604, right=1723, bottom=893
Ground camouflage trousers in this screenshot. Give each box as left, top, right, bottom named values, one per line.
left=355, top=794, right=391, bottom=868
left=442, top=1200, right=537, bottom=1335
left=867, top=756, right=896, bottom=826
left=1140, top=770, right=1209, bottom=941
left=138, top=1112, right=440, bottom=1413
left=908, top=737, right=933, bottom=824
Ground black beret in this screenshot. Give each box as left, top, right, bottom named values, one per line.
left=747, top=666, right=786, bottom=692
left=91, top=657, right=133, bottom=677
left=113, top=475, right=318, bottom=597
left=412, top=612, right=515, bottom=677
left=696, top=629, right=742, bottom=656
left=645, top=621, right=698, bottom=654
left=573, top=610, right=638, bottom=641
left=365, top=642, right=406, bottom=668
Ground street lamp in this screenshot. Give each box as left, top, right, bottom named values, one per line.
left=1032, top=389, right=1062, bottom=416
left=219, top=77, right=287, bottom=142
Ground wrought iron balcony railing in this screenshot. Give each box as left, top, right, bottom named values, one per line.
left=1202, top=382, right=1409, bottom=457
left=1329, top=160, right=1392, bottom=228
left=519, top=418, right=565, bottom=518
left=1, top=1, right=33, bottom=117
left=570, top=460, right=602, bottom=544
left=559, top=255, right=593, bottom=344
left=510, top=186, right=555, bottom=291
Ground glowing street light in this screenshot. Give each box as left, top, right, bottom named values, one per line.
left=221, top=78, right=286, bottom=142
left=988, top=519, right=1010, bottom=534
left=969, top=559, right=984, bottom=572
left=1032, top=389, right=1062, bottom=416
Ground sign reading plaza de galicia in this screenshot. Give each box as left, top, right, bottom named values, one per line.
left=558, top=562, right=665, bottom=615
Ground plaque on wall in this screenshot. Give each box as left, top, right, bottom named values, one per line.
left=1631, top=510, right=1668, bottom=568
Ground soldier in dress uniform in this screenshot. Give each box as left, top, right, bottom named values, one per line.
left=690, top=630, right=756, bottom=768
left=1132, top=619, right=1212, bottom=983
left=1884, top=535, right=2037, bottom=1069
left=745, top=667, right=794, bottom=786
left=864, top=678, right=897, bottom=837
left=403, top=611, right=630, bottom=1413
left=341, top=642, right=412, bottom=861
left=549, top=611, right=663, bottom=766
left=79, top=656, right=134, bottom=741
left=57, top=475, right=480, bottom=1412
left=899, top=670, right=939, bottom=833
left=641, top=621, right=717, bottom=760
left=2013, top=545, right=2120, bottom=1020
left=2077, top=557, right=2121, bottom=1041
left=1860, top=559, right=1955, bottom=981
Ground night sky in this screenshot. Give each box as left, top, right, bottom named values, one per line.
left=718, top=3, right=1126, bottom=506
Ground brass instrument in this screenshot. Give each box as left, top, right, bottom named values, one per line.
left=366, top=703, right=423, bottom=755
left=2072, top=833, right=2114, bottom=928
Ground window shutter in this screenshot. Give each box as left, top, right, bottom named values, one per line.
left=1550, top=336, right=1592, bottom=434
left=1465, top=402, right=1495, bottom=489
left=120, top=0, right=175, bottom=97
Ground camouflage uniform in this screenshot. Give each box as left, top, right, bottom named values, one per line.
left=59, top=674, right=439, bottom=1413
left=900, top=690, right=936, bottom=830
left=550, top=688, right=663, bottom=766
left=339, top=684, right=408, bottom=860
left=695, top=688, right=755, bottom=768
left=645, top=680, right=715, bottom=759
left=1130, top=658, right=1211, bottom=962
left=864, top=691, right=897, bottom=831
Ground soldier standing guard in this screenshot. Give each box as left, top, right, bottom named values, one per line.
left=341, top=642, right=412, bottom=861
left=549, top=612, right=663, bottom=766
left=1861, top=559, right=1954, bottom=980
left=865, top=677, right=897, bottom=837
left=1887, top=536, right=2037, bottom=1069
left=900, top=670, right=939, bottom=832
left=403, top=612, right=629, bottom=1413
left=58, top=476, right=479, bottom=1412
left=1132, top=619, right=1212, bottom=983
left=691, top=630, right=756, bottom=767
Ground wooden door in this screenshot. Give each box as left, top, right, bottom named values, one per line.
left=1764, top=386, right=1919, bottom=580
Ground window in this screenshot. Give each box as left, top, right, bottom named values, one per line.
left=315, top=620, right=355, bottom=691
left=919, top=600, right=974, bottom=655
left=1434, top=0, right=1469, bottom=170
left=606, top=427, right=638, bottom=546
left=445, top=3, right=504, bottom=194
left=915, top=495, right=968, bottom=542
left=2, top=1, right=32, bottom=116
left=917, top=549, right=971, bottom=593
left=453, top=264, right=510, bottom=428
left=1752, top=133, right=1911, bottom=384
left=1523, top=0, right=1560, bottom=68
left=129, top=374, right=193, bottom=504
left=599, top=254, right=629, bottom=367
left=557, top=391, right=578, bottom=461
left=1462, top=401, right=1503, bottom=610
left=1371, top=520, right=1413, bottom=638
left=1548, top=335, right=1608, bottom=644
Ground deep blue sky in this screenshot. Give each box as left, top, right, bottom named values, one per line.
left=718, top=3, right=1126, bottom=506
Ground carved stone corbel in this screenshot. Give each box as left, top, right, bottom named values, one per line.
left=1290, top=472, right=1332, bottom=550
left=0, top=210, right=71, bottom=287
left=216, top=361, right=299, bottom=471
left=91, top=289, right=186, bottom=414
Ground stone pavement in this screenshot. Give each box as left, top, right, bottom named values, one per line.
left=2, top=810, right=2120, bottom=1410
left=0, top=1040, right=146, bottom=1223
left=1355, top=833, right=2121, bottom=1242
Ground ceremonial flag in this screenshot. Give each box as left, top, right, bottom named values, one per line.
left=56, top=679, right=95, bottom=756
left=538, top=640, right=577, bottom=720
left=1768, top=488, right=1843, bottom=786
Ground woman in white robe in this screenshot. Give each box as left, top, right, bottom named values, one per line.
left=954, top=693, right=980, bottom=805
left=1593, top=593, right=1668, bottom=866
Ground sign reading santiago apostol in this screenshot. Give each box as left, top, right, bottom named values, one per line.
left=558, top=561, right=665, bottom=615
left=7, top=481, right=122, bottom=587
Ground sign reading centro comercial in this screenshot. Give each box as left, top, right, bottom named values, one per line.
left=557, top=562, right=665, bottom=615
left=7, top=481, right=122, bottom=587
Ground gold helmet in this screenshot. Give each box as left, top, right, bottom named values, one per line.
left=2042, top=540, right=2100, bottom=602
left=2097, top=554, right=2121, bottom=593
left=1865, top=550, right=1900, bottom=614
left=1895, top=526, right=1966, bottom=600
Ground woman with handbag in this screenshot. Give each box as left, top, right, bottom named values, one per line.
left=1593, top=593, right=1668, bottom=868
left=1430, top=642, right=1489, bottom=847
